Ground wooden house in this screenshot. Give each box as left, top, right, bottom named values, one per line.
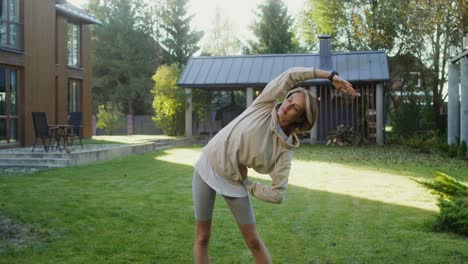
left=0, top=0, right=99, bottom=148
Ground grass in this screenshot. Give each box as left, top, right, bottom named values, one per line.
left=0, top=145, right=467, bottom=263
left=80, top=135, right=178, bottom=145
left=295, top=144, right=467, bottom=181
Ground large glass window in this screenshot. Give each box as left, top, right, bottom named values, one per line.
left=68, top=79, right=81, bottom=113
left=0, top=66, right=19, bottom=144
left=67, top=23, right=80, bottom=67
left=0, top=0, right=21, bottom=50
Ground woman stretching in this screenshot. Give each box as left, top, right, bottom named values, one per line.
left=192, top=67, right=359, bottom=263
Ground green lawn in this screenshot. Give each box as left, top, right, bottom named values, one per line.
left=0, top=145, right=467, bottom=263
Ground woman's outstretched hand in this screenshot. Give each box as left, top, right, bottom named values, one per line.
left=332, top=76, right=360, bottom=97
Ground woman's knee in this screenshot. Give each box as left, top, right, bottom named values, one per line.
left=195, top=232, right=211, bottom=246
left=195, top=221, right=212, bottom=246
left=244, top=234, right=262, bottom=251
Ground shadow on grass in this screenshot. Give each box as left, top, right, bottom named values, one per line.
left=0, top=148, right=466, bottom=263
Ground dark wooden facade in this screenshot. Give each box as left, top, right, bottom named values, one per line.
left=0, top=0, right=97, bottom=148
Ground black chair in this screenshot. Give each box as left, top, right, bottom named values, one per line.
left=68, top=112, right=83, bottom=149
left=32, top=112, right=61, bottom=152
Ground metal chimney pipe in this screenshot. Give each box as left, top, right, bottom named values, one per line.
left=319, top=35, right=332, bottom=70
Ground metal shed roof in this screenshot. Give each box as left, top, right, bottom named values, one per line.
left=56, top=2, right=101, bottom=25
left=178, top=51, right=389, bottom=88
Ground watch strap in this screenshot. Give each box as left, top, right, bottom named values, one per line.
left=328, top=71, right=339, bottom=82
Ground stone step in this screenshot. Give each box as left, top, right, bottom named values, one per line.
left=0, top=158, right=69, bottom=168
left=0, top=152, right=68, bottom=159
left=0, top=136, right=206, bottom=169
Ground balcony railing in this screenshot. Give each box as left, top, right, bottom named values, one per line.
left=0, top=19, right=23, bottom=51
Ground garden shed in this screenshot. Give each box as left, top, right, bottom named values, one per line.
left=178, top=36, right=390, bottom=144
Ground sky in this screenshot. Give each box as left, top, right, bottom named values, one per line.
left=67, top=0, right=305, bottom=45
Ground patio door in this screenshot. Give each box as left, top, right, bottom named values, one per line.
left=0, top=66, right=19, bottom=145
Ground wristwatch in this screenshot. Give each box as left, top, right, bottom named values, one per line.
left=328, top=71, right=339, bottom=82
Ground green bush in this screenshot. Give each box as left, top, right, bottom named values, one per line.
left=151, top=64, right=185, bottom=136
left=437, top=141, right=458, bottom=158
left=96, top=102, right=125, bottom=135
left=434, top=196, right=468, bottom=235
left=405, top=134, right=430, bottom=153
left=151, top=64, right=209, bottom=136
left=436, top=138, right=467, bottom=159
left=389, top=97, right=421, bottom=138
left=457, top=141, right=467, bottom=159
left=414, top=172, right=468, bottom=236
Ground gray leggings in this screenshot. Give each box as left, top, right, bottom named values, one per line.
left=192, top=170, right=255, bottom=224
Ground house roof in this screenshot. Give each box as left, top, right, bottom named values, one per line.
left=55, top=1, right=101, bottom=25
left=450, top=50, right=468, bottom=63
left=178, top=51, right=390, bottom=89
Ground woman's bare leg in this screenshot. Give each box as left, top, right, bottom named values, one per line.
left=194, top=220, right=212, bottom=264
left=238, top=223, right=272, bottom=264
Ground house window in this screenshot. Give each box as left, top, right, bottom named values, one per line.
left=67, top=23, right=80, bottom=67
left=68, top=79, right=81, bottom=113
left=0, top=0, right=22, bottom=50
left=0, top=66, right=19, bottom=144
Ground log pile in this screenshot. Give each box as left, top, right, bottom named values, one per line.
left=326, top=125, right=361, bottom=146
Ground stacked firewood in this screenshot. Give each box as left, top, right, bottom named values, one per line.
left=326, top=125, right=359, bottom=146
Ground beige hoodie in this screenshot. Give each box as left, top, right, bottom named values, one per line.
left=202, top=67, right=317, bottom=203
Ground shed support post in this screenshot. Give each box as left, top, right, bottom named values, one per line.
left=185, top=88, right=192, bottom=137
left=309, top=86, right=318, bottom=144
left=246, top=87, right=254, bottom=107
left=448, top=63, right=460, bottom=145
left=376, top=83, right=384, bottom=145
left=461, top=56, right=468, bottom=158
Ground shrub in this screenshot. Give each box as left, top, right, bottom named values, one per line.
left=389, top=97, right=421, bottom=138
left=151, top=64, right=185, bottom=136
left=96, top=102, right=124, bottom=135
left=414, top=172, right=468, bottom=236
left=457, top=141, right=467, bottom=159
left=436, top=137, right=467, bottom=159
left=151, top=64, right=209, bottom=136
left=405, top=134, right=430, bottom=153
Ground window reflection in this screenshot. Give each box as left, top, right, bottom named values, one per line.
left=0, top=67, right=18, bottom=144
left=67, top=23, right=80, bottom=67
left=0, top=67, right=6, bottom=116
left=0, top=0, right=22, bottom=50
left=68, top=79, right=81, bottom=113
left=10, top=70, right=16, bottom=115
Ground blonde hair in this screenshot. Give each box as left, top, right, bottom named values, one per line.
left=283, top=87, right=318, bottom=134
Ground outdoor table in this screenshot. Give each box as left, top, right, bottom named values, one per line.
left=52, top=124, right=74, bottom=149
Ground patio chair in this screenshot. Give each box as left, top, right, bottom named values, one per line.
left=32, top=112, right=61, bottom=152
left=68, top=111, right=83, bottom=149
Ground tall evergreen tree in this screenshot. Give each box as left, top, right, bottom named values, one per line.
left=86, top=0, right=161, bottom=115
left=157, top=0, right=203, bottom=65
left=244, top=0, right=301, bottom=54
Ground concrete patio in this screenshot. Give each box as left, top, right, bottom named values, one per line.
left=0, top=136, right=206, bottom=174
